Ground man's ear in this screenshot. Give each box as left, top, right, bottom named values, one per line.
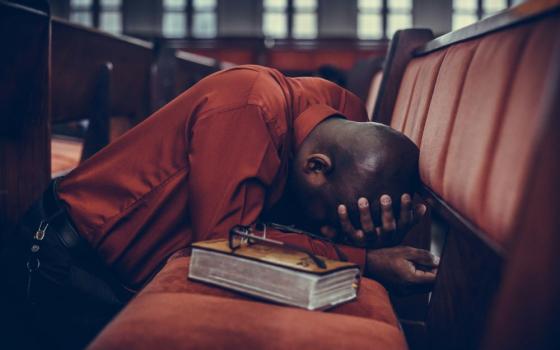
left=303, top=153, right=332, bottom=186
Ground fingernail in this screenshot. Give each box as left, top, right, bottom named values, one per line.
left=355, top=230, right=364, bottom=240
left=338, top=205, right=346, bottom=214
left=358, top=198, right=368, bottom=208
left=433, top=255, right=440, bottom=265
left=401, top=193, right=410, bottom=202
left=381, top=195, right=391, bottom=205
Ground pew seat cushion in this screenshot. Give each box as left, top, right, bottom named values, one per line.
left=88, top=256, right=406, bottom=350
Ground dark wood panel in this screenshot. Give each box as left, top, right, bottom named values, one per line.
left=174, top=50, right=220, bottom=95
left=416, top=0, right=560, bottom=56
left=419, top=186, right=505, bottom=257
left=372, top=29, right=434, bottom=125
left=400, top=320, right=428, bottom=350
left=0, top=1, right=50, bottom=242
left=427, top=216, right=503, bottom=350
left=481, top=29, right=560, bottom=350
left=346, top=56, right=385, bottom=103
left=417, top=188, right=504, bottom=350
left=51, top=18, right=154, bottom=123
left=150, top=48, right=221, bottom=110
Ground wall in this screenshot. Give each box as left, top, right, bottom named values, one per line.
left=319, top=0, right=358, bottom=38
left=413, top=0, right=452, bottom=36
left=218, top=0, right=262, bottom=37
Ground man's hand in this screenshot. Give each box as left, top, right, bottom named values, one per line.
left=321, top=193, right=427, bottom=248
left=365, top=246, right=439, bottom=295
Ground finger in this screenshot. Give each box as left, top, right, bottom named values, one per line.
left=338, top=205, right=356, bottom=236
left=398, top=193, right=413, bottom=228
left=412, top=203, right=427, bottom=225
left=410, top=269, right=437, bottom=284
left=351, top=229, right=366, bottom=245
left=358, top=197, right=375, bottom=233
left=380, top=195, right=396, bottom=239
left=320, top=226, right=338, bottom=239
left=405, top=247, right=440, bottom=267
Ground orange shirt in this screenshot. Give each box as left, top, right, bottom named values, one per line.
left=57, top=65, right=368, bottom=289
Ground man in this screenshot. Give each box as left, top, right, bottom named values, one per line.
left=1, top=65, right=436, bottom=349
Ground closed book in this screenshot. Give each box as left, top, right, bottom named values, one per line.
left=188, top=239, right=361, bottom=310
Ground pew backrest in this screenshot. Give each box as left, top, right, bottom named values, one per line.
left=0, top=1, right=50, bottom=240
left=150, top=48, right=222, bottom=111
left=388, top=1, right=560, bottom=348
left=52, top=18, right=154, bottom=125
left=346, top=56, right=385, bottom=106
left=372, top=28, right=434, bottom=125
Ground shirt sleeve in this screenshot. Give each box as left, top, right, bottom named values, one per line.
left=266, top=229, right=367, bottom=272
left=187, top=104, right=281, bottom=241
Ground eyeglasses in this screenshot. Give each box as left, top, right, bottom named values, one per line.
left=228, top=224, right=327, bottom=269
left=266, top=222, right=348, bottom=262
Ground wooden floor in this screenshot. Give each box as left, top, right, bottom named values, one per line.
left=51, top=136, right=82, bottom=177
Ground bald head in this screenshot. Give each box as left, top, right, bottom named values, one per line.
left=289, top=117, right=419, bottom=230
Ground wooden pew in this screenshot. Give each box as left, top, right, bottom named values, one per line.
left=0, top=1, right=50, bottom=242
left=383, top=1, right=560, bottom=348
left=346, top=56, right=384, bottom=106
left=51, top=18, right=154, bottom=174
left=174, top=51, right=221, bottom=95
left=372, top=28, right=434, bottom=125
left=151, top=47, right=223, bottom=110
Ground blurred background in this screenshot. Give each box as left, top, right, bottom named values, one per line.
left=49, top=0, right=523, bottom=75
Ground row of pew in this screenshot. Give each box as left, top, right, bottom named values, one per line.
left=0, top=1, right=231, bottom=242
left=348, top=0, right=560, bottom=348
left=90, top=0, right=559, bottom=349
left=3, top=0, right=559, bottom=348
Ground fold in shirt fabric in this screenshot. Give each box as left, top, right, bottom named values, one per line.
left=57, top=65, right=368, bottom=289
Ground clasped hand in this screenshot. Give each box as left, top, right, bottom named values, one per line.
left=320, top=193, right=426, bottom=248
left=320, top=193, right=439, bottom=295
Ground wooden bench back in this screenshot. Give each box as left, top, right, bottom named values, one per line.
left=0, top=1, right=50, bottom=239
left=385, top=1, right=560, bottom=348
left=346, top=56, right=385, bottom=106
left=151, top=47, right=222, bottom=111
left=51, top=19, right=155, bottom=161
left=52, top=19, right=155, bottom=124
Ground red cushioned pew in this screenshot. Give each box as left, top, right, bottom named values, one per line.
left=88, top=1, right=560, bottom=349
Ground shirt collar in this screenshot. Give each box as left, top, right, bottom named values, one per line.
left=293, top=104, right=345, bottom=150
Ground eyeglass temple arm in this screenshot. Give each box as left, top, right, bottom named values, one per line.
left=268, top=223, right=348, bottom=262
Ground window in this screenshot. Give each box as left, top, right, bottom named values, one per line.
left=453, top=0, right=478, bottom=30
left=358, top=0, right=412, bottom=40
left=482, top=0, right=508, bottom=18
left=293, top=0, right=317, bottom=39
left=192, top=0, right=217, bottom=38
left=163, top=0, right=187, bottom=38
left=69, top=0, right=93, bottom=27
left=162, top=0, right=217, bottom=38
left=99, top=0, right=122, bottom=34
left=387, top=0, right=412, bottom=39
left=262, top=0, right=318, bottom=39
left=263, top=0, right=288, bottom=38
left=357, top=0, right=382, bottom=39
left=69, top=0, right=122, bottom=34
left=453, top=0, right=510, bottom=30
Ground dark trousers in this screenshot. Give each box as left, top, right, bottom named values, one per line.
left=0, top=182, right=130, bottom=350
